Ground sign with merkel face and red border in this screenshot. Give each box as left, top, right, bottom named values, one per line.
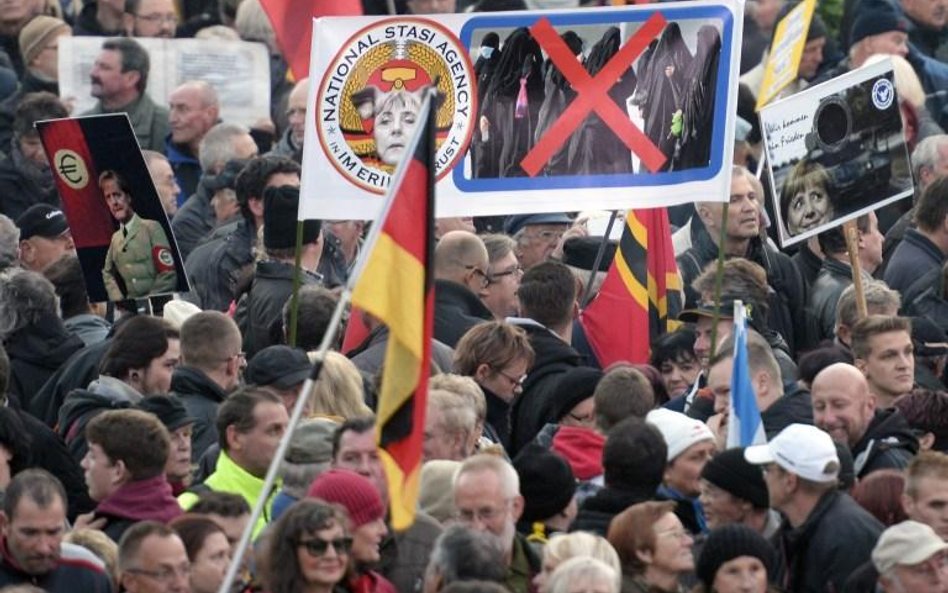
left=300, top=1, right=744, bottom=221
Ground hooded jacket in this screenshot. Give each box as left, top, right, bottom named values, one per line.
left=773, top=489, right=882, bottom=593
left=5, top=315, right=84, bottom=411
left=508, top=320, right=584, bottom=456
left=58, top=377, right=141, bottom=461
left=851, top=408, right=919, bottom=478
left=550, top=425, right=605, bottom=481
left=94, top=474, right=183, bottom=542
left=64, top=314, right=111, bottom=347
left=433, top=279, right=494, bottom=349
left=28, top=337, right=112, bottom=427
left=172, top=366, right=229, bottom=461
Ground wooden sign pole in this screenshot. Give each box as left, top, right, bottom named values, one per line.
left=843, top=219, right=868, bottom=320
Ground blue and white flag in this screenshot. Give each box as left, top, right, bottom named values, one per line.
left=726, top=300, right=767, bottom=448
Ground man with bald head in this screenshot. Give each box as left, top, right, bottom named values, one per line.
left=269, top=78, right=307, bottom=164
left=433, top=230, right=493, bottom=347
left=812, top=362, right=919, bottom=479
left=166, top=80, right=220, bottom=199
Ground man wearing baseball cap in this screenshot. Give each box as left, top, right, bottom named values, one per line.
left=745, top=423, right=882, bottom=593
left=15, top=204, right=75, bottom=272
left=873, top=521, right=948, bottom=592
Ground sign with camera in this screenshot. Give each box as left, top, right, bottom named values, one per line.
left=760, top=59, right=914, bottom=247
left=298, top=1, right=745, bottom=221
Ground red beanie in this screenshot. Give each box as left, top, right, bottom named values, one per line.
left=307, top=468, right=386, bottom=527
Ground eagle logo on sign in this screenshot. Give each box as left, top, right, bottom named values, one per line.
left=54, top=149, right=89, bottom=190
left=316, top=18, right=475, bottom=194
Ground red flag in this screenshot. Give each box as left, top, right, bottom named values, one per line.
left=580, top=208, right=682, bottom=367
left=349, top=91, right=436, bottom=531
left=259, top=0, right=363, bottom=80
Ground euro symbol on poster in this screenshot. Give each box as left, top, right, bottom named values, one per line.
left=55, top=149, right=89, bottom=189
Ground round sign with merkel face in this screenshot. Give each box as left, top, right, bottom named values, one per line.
left=315, top=18, right=475, bottom=194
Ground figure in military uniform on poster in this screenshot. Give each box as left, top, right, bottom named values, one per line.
left=100, top=169, right=176, bottom=300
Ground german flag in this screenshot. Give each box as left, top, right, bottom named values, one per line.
left=259, top=0, right=363, bottom=80
left=349, top=92, right=436, bottom=531
left=580, top=208, right=682, bottom=366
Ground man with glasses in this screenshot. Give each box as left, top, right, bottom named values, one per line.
left=481, top=234, right=522, bottom=319
left=118, top=521, right=191, bottom=593
left=123, top=0, right=178, bottom=38
left=0, top=470, right=112, bottom=592
left=174, top=311, right=245, bottom=461
left=433, top=230, right=494, bottom=348
left=504, top=213, right=575, bottom=271
left=452, top=454, right=540, bottom=593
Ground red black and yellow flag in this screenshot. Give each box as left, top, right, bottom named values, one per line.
left=580, top=208, right=682, bottom=367
left=350, top=92, right=436, bottom=531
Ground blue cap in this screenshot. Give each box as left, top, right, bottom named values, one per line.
left=503, top=213, right=573, bottom=236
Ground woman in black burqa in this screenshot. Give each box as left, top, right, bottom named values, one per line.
left=533, top=30, right=583, bottom=176
left=567, top=26, right=638, bottom=175
left=471, top=32, right=501, bottom=178
left=641, top=22, right=692, bottom=172
left=477, top=27, right=543, bottom=178
left=674, top=25, right=722, bottom=170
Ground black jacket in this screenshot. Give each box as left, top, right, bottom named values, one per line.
left=807, top=258, right=857, bottom=342
left=851, top=409, right=918, bottom=479
left=901, top=265, right=948, bottom=330
left=791, top=242, right=822, bottom=289
left=433, top=279, right=493, bottom=348
left=235, top=260, right=323, bottom=356
left=0, top=70, right=58, bottom=154
left=772, top=490, right=882, bottom=593
left=57, top=386, right=136, bottom=462
left=884, top=228, right=945, bottom=293
left=761, top=385, right=813, bottom=439
left=0, top=148, right=60, bottom=221
left=509, top=321, right=584, bottom=456
left=28, top=337, right=111, bottom=427
left=4, top=316, right=84, bottom=412
left=570, top=485, right=655, bottom=536
left=677, top=230, right=808, bottom=356
left=172, top=366, right=229, bottom=462
left=184, top=218, right=255, bottom=311
left=171, top=182, right=213, bottom=261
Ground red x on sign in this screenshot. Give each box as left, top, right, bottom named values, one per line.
left=520, top=14, right=669, bottom=177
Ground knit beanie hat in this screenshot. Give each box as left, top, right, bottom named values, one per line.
left=263, top=185, right=321, bottom=250
left=700, top=447, right=769, bottom=509
left=696, top=524, right=776, bottom=589
left=645, top=408, right=715, bottom=461
left=19, top=16, right=68, bottom=68
left=851, top=0, right=909, bottom=46
left=513, top=444, right=576, bottom=525
left=307, top=468, right=385, bottom=527
left=550, top=367, right=604, bottom=423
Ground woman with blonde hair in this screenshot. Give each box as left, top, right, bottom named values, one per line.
left=534, top=531, right=621, bottom=593
left=310, top=351, right=372, bottom=420
left=548, top=557, right=620, bottom=593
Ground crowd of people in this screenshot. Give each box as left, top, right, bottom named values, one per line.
left=0, top=0, right=948, bottom=593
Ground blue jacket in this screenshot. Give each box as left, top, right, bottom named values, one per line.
left=883, top=228, right=945, bottom=293
left=164, top=136, right=202, bottom=205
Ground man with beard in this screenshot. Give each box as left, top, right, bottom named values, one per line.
left=0, top=469, right=112, bottom=591
left=100, top=169, right=177, bottom=300
left=452, top=454, right=540, bottom=593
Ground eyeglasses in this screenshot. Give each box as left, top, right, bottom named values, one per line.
left=490, top=365, right=526, bottom=389
left=488, top=265, right=523, bottom=284
left=126, top=563, right=191, bottom=584
left=524, top=230, right=564, bottom=243
left=465, top=265, right=490, bottom=288
left=297, top=536, right=353, bottom=557
left=135, top=13, right=178, bottom=24
left=455, top=500, right=512, bottom=524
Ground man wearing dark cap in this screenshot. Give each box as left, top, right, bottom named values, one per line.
left=15, top=204, right=75, bottom=272
left=245, top=345, right=313, bottom=414
left=504, top=213, right=575, bottom=271
left=699, top=447, right=780, bottom=537
left=512, top=444, right=577, bottom=543
left=910, top=316, right=948, bottom=391
left=137, top=395, right=197, bottom=495
left=235, top=185, right=324, bottom=356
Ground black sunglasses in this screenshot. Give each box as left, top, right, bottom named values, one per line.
left=297, top=536, right=353, bottom=557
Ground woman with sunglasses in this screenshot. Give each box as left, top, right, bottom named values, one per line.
left=262, top=500, right=352, bottom=593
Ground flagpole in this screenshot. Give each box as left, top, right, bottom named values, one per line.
left=216, top=93, right=438, bottom=593
left=287, top=220, right=305, bottom=347
left=581, top=210, right=619, bottom=307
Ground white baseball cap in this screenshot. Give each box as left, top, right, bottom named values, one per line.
left=744, top=424, right=840, bottom=483
left=646, top=408, right=715, bottom=461
left=872, top=521, right=948, bottom=574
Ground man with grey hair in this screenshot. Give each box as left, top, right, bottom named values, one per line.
left=0, top=214, right=19, bottom=271
left=166, top=80, right=221, bottom=199
left=424, top=389, right=477, bottom=462
left=423, top=525, right=507, bottom=593
left=452, top=454, right=540, bottom=593
left=0, top=268, right=83, bottom=409
left=171, top=122, right=258, bottom=258
left=873, top=521, right=948, bottom=592
left=883, top=134, right=948, bottom=270
left=835, top=280, right=901, bottom=348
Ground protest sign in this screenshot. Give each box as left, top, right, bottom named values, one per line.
left=299, top=1, right=744, bottom=221
left=761, top=59, right=914, bottom=247
left=755, top=0, right=816, bottom=109
left=58, top=37, right=271, bottom=128
left=37, top=114, right=189, bottom=302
